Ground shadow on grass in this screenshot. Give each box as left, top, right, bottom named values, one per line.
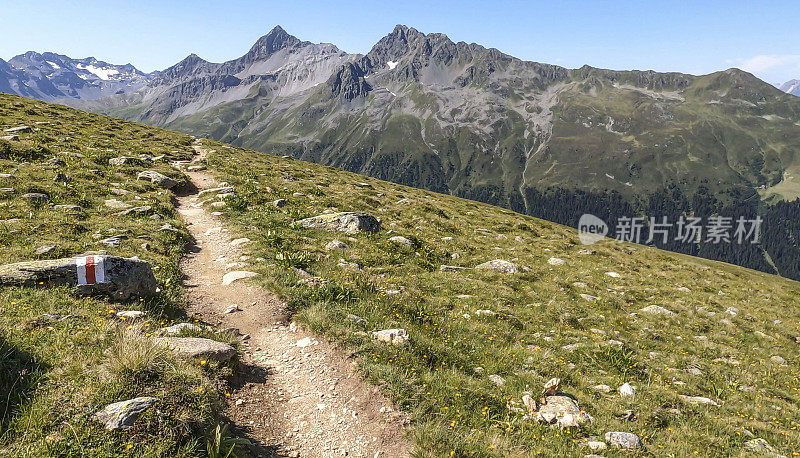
left=0, top=336, right=43, bottom=434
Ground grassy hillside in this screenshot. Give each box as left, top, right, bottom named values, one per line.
left=199, top=138, right=800, bottom=456
left=3, top=92, right=800, bottom=457
left=0, top=94, right=238, bottom=456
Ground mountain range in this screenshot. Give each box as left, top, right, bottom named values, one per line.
left=62, top=26, right=800, bottom=203
left=5, top=26, right=800, bottom=278
left=5, top=26, right=800, bottom=203
left=0, top=51, right=151, bottom=100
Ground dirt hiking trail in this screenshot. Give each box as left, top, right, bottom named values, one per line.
left=173, top=142, right=412, bottom=458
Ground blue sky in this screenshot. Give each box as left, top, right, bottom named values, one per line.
left=2, top=0, right=799, bottom=85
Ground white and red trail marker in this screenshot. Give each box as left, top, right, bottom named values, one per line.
left=76, top=255, right=106, bottom=285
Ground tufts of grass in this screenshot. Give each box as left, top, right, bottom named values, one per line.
left=200, top=135, right=800, bottom=456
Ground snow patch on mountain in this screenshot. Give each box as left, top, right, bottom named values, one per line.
left=77, top=63, right=120, bottom=80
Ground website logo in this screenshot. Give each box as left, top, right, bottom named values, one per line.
left=578, top=213, right=608, bottom=245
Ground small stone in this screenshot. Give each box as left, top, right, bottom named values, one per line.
left=337, top=259, right=362, bottom=272
left=640, top=305, right=676, bottom=316
left=678, top=395, right=719, bottom=406
left=522, top=394, right=537, bottom=413
left=296, top=337, right=314, bottom=348
left=118, top=205, right=153, bottom=217
left=388, top=236, right=414, bottom=247
left=440, top=265, right=469, bottom=272
left=604, top=431, right=642, bottom=450
left=677, top=286, right=691, bottom=292
left=547, top=257, right=566, bottom=266
left=592, top=384, right=612, bottom=393
left=474, top=309, right=497, bottom=317
left=618, top=383, right=635, bottom=397
left=98, top=236, right=126, bottom=247
left=604, top=271, right=620, bottom=278
left=685, top=367, right=704, bottom=376
left=584, top=440, right=607, bottom=452
left=771, top=355, right=786, bottom=364
left=580, top=293, right=598, bottom=302
left=224, top=304, right=240, bottom=314
left=92, top=397, right=157, bottom=430
left=372, top=328, right=409, bottom=345
left=22, top=192, right=49, bottom=203
left=347, top=314, right=366, bottom=326
left=543, top=377, right=561, bottom=395
left=325, top=239, right=350, bottom=250
left=54, top=204, right=82, bottom=212
left=116, top=310, right=146, bottom=321
left=488, top=374, right=506, bottom=387
left=229, top=237, right=250, bottom=246
left=273, top=199, right=287, bottom=207
left=109, top=156, right=148, bottom=166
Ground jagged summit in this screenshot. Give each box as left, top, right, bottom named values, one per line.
left=244, top=25, right=303, bottom=60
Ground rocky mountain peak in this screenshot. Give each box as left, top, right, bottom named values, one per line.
left=779, top=78, right=800, bottom=96
left=245, top=25, right=303, bottom=60
left=153, top=53, right=215, bottom=83
left=364, top=25, right=461, bottom=75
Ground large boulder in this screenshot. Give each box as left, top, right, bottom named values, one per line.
left=155, top=337, right=236, bottom=362
left=92, top=397, right=158, bottom=430
left=0, top=255, right=157, bottom=300
left=296, top=212, right=380, bottom=234
left=137, top=170, right=178, bottom=189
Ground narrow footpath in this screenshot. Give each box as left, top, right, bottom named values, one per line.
left=173, top=142, right=411, bottom=458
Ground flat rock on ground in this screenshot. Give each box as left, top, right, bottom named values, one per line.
left=92, top=397, right=158, bottom=430
left=475, top=259, right=519, bottom=273
left=222, top=270, right=259, bottom=285
left=156, top=337, right=236, bottom=362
